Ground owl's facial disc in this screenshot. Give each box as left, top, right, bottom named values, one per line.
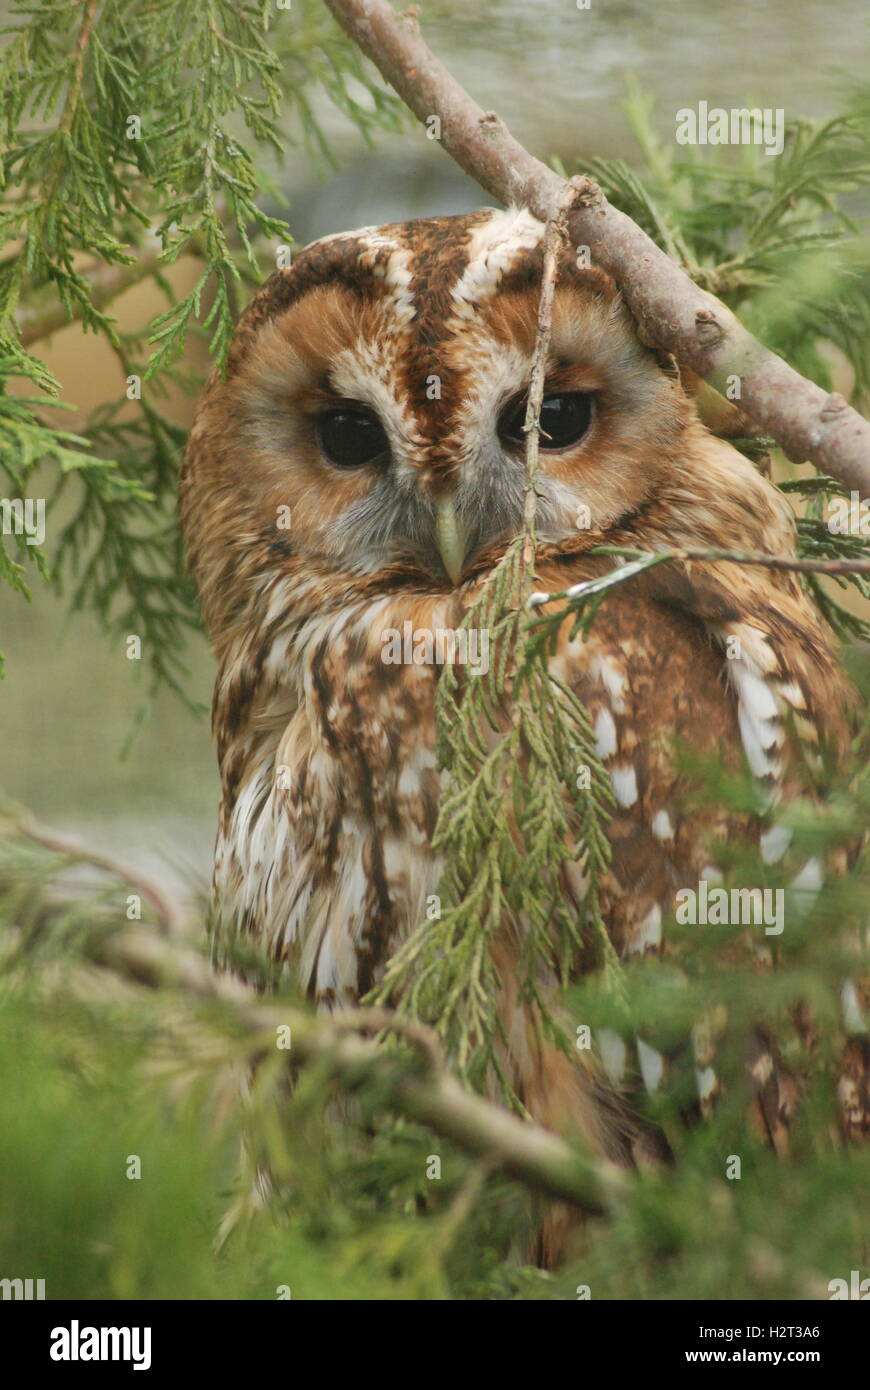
left=226, top=208, right=691, bottom=588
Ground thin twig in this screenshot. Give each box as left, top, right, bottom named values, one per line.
left=59, top=0, right=101, bottom=140
left=330, top=1006, right=446, bottom=1074
left=4, top=809, right=186, bottom=936
left=527, top=544, right=870, bottom=608
left=672, top=546, right=870, bottom=577
left=519, top=195, right=572, bottom=580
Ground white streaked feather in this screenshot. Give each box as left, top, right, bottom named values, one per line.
left=628, top=904, right=662, bottom=955
left=760, top=823, right=793, bottom=865
left=594, top=706, right=618, bottom=760
left=637, top=1039, right=665, bottom=1094
left=611, top=764, right=638, bottom=807
left=598, top=1029, right=627, bottom=1084
left=841, top=980, right=866, bottom=1034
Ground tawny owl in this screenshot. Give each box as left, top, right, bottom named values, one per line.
left=180, top=208, right=866, bottom=1249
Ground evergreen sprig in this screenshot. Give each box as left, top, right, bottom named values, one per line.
left=789, top=477, right=870, bottom=643
left=0, top=0, right=403, bottom=698
left=370, top=537, right=617, bottom=1099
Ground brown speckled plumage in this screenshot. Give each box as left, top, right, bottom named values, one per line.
left=180, top=209, right=865, bottom=1259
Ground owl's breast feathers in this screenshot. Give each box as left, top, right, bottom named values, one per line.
left=209, top=430, right=856, bottom=987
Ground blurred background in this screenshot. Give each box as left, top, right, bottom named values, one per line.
left=2, top=0, right=868, bottom=902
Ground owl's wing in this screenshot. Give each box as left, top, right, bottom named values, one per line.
left=537, top=551, right=862, bottom=1146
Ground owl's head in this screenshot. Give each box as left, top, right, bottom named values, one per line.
left=181, top=207, right=702, bottom=636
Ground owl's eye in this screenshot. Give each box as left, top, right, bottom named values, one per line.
left=316, top=406, right=389, bottom=468
left=499, top=392, right=594, bottom=450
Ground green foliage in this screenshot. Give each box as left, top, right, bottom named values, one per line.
left=783, top=475, right=870, bottom=643
left=0, top=0, right=404, bottom=692
left=0, top=753, right=867, bottom=1299
left=560, top=79, right=870, bottom=402
left=548, top=745, right=870, bottom=1300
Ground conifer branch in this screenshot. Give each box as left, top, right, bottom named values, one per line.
left=1, top=1, right=396, bottom=694
left=16, top=247, right=165, bottom=347
left=323, top=0, right=870, bottom=494
left=0, top=798, right=625, bottom=1214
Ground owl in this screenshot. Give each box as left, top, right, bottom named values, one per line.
left=180, top=207, right=866, bottom=1258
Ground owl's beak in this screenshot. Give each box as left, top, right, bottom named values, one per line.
left=433, top=496, right=469, bottom=585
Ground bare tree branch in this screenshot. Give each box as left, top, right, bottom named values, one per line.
left=91, top=926, right=627, bottom=1213
left=322, top=0, right=870, bottom=495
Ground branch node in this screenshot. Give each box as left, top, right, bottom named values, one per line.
left=478, top=111, right=504, bottom=139
left=567, top=173, right=604, bottom=210
left=694, top=308, right=724, bottom=347
left=820, top=392, right=849, bottom=423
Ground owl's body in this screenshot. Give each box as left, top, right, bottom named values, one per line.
left=181, top=209, right=864, bottom=1239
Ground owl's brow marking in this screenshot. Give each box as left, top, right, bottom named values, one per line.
left=303, top=225, right=419, bottom=332
left=286, top=211, right=616, bottom=500
left=449, top=207, right=545, bottom=316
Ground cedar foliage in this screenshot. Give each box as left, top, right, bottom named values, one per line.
left=0, top=9, right=868, bottom=1300
left=0, top=0, right=403, bottom=689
